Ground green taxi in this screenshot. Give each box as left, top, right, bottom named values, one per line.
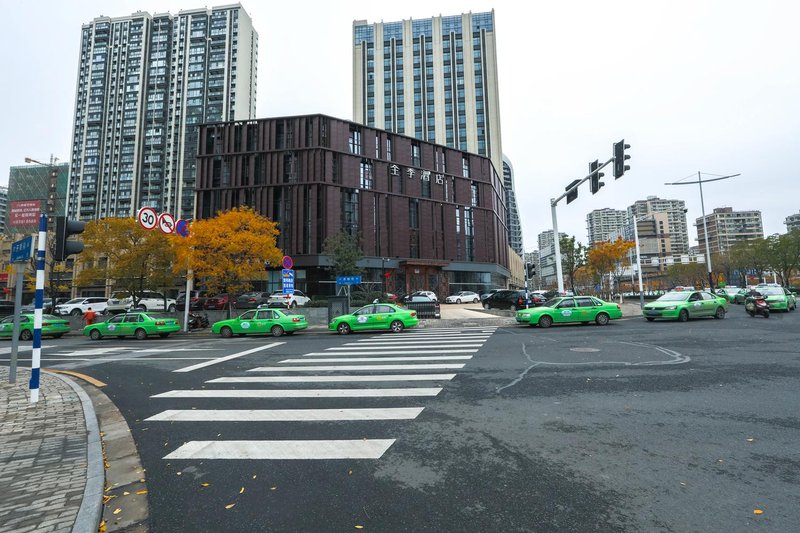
left=756, top=285, right=796, bottom=312
left=643, top=290, right=728, bottom=322
left=212, top=308, right=308, bottom=338
left=329, top=303, right=419, bottom=334
left=715, top=287, right=740, bottom=303
left=84, top=312, right=181, bottom=340
left=515, top=296, right=622, bottom=328
left=0, top=314, right=70, bottom=341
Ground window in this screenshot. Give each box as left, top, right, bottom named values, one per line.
left=556, top=299, right=576, bottom=309
left=409, top=199, right=419, bottom=228
left=256, top=310, right=276, bottom=319
left=462, top=155, right=470, bottom=177
left=576, top=297, right=595, bottom=307
left=470, top=182, right=480, bottom=207
left=360, top=160, right=373, bottom=189
left=349, top=126, right=362, bottom=154
left=411, top=143, right=421, bottom=166
left=240, top=311, right=257, bottom=320
left=386, top=137, right=393, bottom=160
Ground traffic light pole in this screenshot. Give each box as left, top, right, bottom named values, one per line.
left=29, top=214, right=47, bottom=403
left=550, top=158, right=614, bottom=294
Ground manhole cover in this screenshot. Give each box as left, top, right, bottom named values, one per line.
left=570, top=347, right=601, bottom=353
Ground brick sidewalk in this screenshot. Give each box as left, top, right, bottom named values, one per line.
left=0, top=367, right=93, bottom=533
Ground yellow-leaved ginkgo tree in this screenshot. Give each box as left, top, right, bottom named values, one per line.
left=172, top=206, right=283, bottom=299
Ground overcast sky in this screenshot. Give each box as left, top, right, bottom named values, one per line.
left=2, top=1, right=798, bottom=250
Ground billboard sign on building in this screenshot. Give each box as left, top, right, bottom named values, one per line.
left=8, top=200, right=42, bottom=227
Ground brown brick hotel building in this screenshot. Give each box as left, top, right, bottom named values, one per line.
left=195, top=114, right=511, bottom=297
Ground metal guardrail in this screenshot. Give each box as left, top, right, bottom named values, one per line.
left=405, top=302, right=441, bottom=319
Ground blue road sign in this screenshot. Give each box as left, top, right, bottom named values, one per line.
left=336, top=275, right=362, bottom=286
left=11, top=236, right=33, bottom=263
left=282, top=269, right=295, bottom=294
left=175, top=219, right=189, bottom=237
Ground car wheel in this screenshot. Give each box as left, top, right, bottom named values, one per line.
left=20, top=329, right=33, bottom=341
left=646, top=317, right=655, bottom=322
left=271, top=325, right=284, bottom=337
left=456, top=299, right=462, bottom=304
left=220, top=326, right=233, bottom=338
left=763, top=310, right=770, bottom=318
left=538, top=315, right=553, bottom=328
left=714, top=307, right=726, bottom=319
left=337, top=322, right=351, bottom=335
left=390, top=320, right=404, bottom=333
left=89, top=329, right=102, bottom=341
left=138, top=305, right=148, bottom=312
left=290, top=301, right=297, bottom=308
left=117, top=336, right=125, bottom=339
left=159, top=333, right=170, bottom=338
left=168, top=304, right=176, bottom=312
left=70, top=309, right=82, bottom=316
left=595, top=313, right=610, bottom=326
left=678, top=309, right=689, bottom=322
left=52, top=333, right=64, bottom=339
left=135, top=328, right=147, bottom=340
left=483, top=303, right=490, bottom=310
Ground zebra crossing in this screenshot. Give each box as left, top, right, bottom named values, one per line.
left=146, top=326, right=497, bottom=460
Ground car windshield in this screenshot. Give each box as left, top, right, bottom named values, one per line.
left=759, top=287, right=784, bottom=296
left=657, top=292, right=690, bottom=302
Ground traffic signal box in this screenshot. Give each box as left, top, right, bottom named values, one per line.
left=590, top=160, right=605, bottom=194
left=613, top=140, right=631, bottom=178
left=54, top=216, right=86, bottom=261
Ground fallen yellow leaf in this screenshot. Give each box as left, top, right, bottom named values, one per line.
left=754, top=509, right=764, bottom=515
left=239, top=487, right=245, bottom=494
left=225, top=503, right=235, bottom=509
left=252, top=475, right=257, bottom=479
left=136, top=490, right=148, bottom=495
left=98, top=520, right=107, bottom=532
left=271, top=486, right=277, bottom=491
left=123, top=491, right=130, bottom=496
left=113, top=508, right=122, bottom=515
left=746, top=438, right=754, bottom=442
left=176, top=472, right=182, bottom=476
left=200, top=483, right=210, bottom=487
left=348, top=469, right=353, bottom=475
left=139, top=479, right=146, bottom=483
left=355, top=526, right=364, bottom=529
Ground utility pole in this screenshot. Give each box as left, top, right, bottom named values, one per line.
left=665, top=172, right=740, bottom=291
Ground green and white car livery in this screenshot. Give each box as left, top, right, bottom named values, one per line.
left=211, top=308, right=308, bottom=337
left=516, top=296, right=622, bottom=328
left=643, top=290, right=728, bottom=322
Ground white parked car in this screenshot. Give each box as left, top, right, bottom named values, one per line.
left=407, top=290, right=438, bottom=302
left=265, top=290, right=311, bottom=308
left=116, top=291, right=177, bottom=313
left=54, top=297, right=110, bottom=316
left=445, top=291, right=480, bottom=304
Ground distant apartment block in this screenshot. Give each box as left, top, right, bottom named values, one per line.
left=696, top=207, right=763, bottom=255
left=537, top=230, right=567, bottom=287
left=586, top=208, right=627, bottom=246
left=628, top=196, right=689, bottom=254
left=68, top=5, right=258, bottom=221
left=785, top=212, right=800, bottom=232
left=502, top=157, right=522, bottom=255
left=0, top=186, right=7, bottom=234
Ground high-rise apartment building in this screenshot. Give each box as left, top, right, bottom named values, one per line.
left=353, top=12, right=502, bottom=171
left=502, top=157, right=523, bottom=255
left=537, top=230, right=567, bottom=287
left=627, top=196, right=689, bottom=254
left=0, top=186, right=7, bottom=234
left=586, top=208, right=627, bottom=246
left=68, top=5, right=258, bottom=221
left=352, top=12, right=520, bottom=257
left=696, top=207, right=763, bottom=255
left=785, top=212, right=800, bottom=232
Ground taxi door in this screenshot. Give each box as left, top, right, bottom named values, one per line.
left=372, top=305, right=394, bottom=330
left=236, top=311, right=258, bottom=334
left=121, top=314, right=142, bottom=336
left=574, top=297, right=596, bottom=322
left=700, top=292, right=719, bottom=315
left=553, top=298, right=578, bottom=323
left=687, top=292, right=705, bottom=317
left=104, top=315, right=126, bottom=336
left=352, top=305, right=377, bottom=331
left=255, top=309, right=276, bottom=333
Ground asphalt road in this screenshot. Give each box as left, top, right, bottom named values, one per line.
left=3, top=308, right=798, bottom=531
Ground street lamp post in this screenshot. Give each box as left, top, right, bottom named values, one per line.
left=665, top=172, right=741, bottom=292
left=632, top=216, right=645, bottom=309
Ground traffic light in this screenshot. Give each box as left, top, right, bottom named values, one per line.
left=54, top=216, right=86, bottom=261
left=526, top=262, right=536, bottom=278
left=613, top=140, right=631, bottom=178
left=590, top=160, right=605, bottom=194
left=565, top=179, right=580, bottom=204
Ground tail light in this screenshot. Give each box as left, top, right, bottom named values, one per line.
left=292, top=317, right=301, bottom=322
left=155, top=321, right=166, bottom=325
left=42, top=322, right=51, bottom=326
left=410, top=311, right=417, bottom=317
left=616, top=304, right=621, bottom=309
left=248, top=298, right=256, bottom=302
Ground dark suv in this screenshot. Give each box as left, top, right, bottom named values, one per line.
left=482, top=290, right=528, bottom=311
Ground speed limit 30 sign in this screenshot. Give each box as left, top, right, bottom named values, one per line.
left=138, top=207, right=158, bottom=230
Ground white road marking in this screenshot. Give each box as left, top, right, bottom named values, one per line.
left=355, top=336, right=490, bottom=343
left=163, top=439, right=396, bottom=460
left=281, top=356, right=472, bottom=363
left=247, top=363, right=465, bottom=372
left=152, top=388, right=442, bottom=398
left=305, top=349, right=478, bottom=356
left=0, top=345, right=54, bottom=354
left=326, top=344, right=481, bottom=351
left=207, top=374, right=457, bottom=383
left=145, top=407, right=425, bottom=422
left=173, top=342, right=284, bottom=373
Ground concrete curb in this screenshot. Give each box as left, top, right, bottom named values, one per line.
left=47, top=370, right=105, bottom=533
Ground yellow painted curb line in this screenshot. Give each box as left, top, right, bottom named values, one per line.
left=44, top=369, right=107, bottom=388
